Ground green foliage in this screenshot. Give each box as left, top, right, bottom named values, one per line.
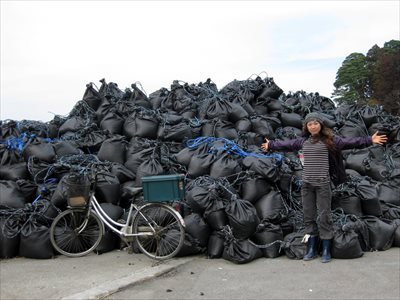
left=333, top=40, right=400, bottom=116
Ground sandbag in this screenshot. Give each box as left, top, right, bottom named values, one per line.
left=254, top=189, right=287, bottom=223
left=95, top=173, right=121, bottom=204
left=240, top=175, right=272, bottom=204
left=222, top=236, right=263, bottom=264
left=282, top=231, right=307, bottom=259
left=0, top=217, right=20, bottom=258
left=209, top=153, right=242, bottom=180
left=361, top=216, right=396, bottom=251
left=204, top=209, right=228, bottom=231
left=97, top=135, right=127, bottom=165
left=332, top=190, right=363, bottom=217
left=331, top=229, right=364, bottom=259
left=187, top=153, right=215, bottom=178
left=225, top=197, right=259, bottom=240
left=23, top=141, right=56, bottom=163
left=207, top=230, right=225, bottom=258
left=135, top=157, right=164, bottom=187
left=0, top=180, right=27, bottom=209
left=251, top=222, right=283, bottom=258
left=241, top=156, right=280, bottom=182
left=356, top=179, right=382, bottom=216
left=99, top=111, right=124, bottom=134
left=0, top=162, right=29, bottom=180
left=183, top=213, right=211, bottom=248
left=19, top=223, right=54, bottom=259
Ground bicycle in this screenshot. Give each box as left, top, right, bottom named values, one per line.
left=49, top=170, right=186, bottom=260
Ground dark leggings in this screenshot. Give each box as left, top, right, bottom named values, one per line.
left=301, top=181, right=334, bottom=240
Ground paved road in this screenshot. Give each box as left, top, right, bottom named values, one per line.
left=105, top=248, right=400, bottom=300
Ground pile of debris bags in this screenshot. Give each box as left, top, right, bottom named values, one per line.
left=1, top=76, right=400, bottom=263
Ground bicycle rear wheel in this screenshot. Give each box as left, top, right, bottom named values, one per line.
left=50, top=209, right=103, bottom=257
left=132, top=203, right=185, bottom=260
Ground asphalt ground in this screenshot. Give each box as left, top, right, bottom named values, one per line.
left=1, top=248, right=399, bottom=300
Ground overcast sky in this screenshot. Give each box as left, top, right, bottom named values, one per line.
left=1, top=0, right=399, bottom=122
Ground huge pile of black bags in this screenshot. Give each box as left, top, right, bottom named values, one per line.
left=1, top=76, right=400, bottom=262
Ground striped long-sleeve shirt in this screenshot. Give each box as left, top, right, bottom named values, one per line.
left=302, top=138, right=330, bottom=185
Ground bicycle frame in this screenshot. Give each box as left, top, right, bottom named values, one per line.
left=88, top=192, right=170, bottom=240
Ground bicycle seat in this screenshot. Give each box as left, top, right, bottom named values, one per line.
left=126, top=187, right=143, bottom=197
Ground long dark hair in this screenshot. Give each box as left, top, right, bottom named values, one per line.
left=302, top=122, right=336, bottom=151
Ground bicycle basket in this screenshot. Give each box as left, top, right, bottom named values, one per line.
left=65, top=173, right=91, bottom=207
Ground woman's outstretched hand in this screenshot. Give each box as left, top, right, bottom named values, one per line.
left=372, top=131, right=388, bottom=145
left=261, top=138, right=270, bottom=152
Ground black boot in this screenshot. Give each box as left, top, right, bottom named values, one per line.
left=321, top=239, right=331, bottom=263
left=303, top=235, right=318, bottom=261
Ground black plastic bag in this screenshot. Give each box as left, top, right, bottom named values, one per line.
left=361, top=216, right=396, bottom=251
left=0, top=180, right=27, bottom=209
left=183, top=213, right=211, bottom=248
left=251, top=222, right=283, bottom=258
left=282, top=231, right=307, bottom=259
left=19, top=223, right=54, bottom=259
left=254, top=189, right=287, bottom=224
left=331, top=229, right=364, bottom=259
left=207, top=230, right=225, bottom=258
left=225, top=196, right=259, bottom=240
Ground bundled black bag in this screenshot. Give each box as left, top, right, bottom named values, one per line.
left=377, top=182, right=400, bottom=206
left=241, top=156, right=280, bottom=182
left=393, top=219, right=400, bottom=247
left=183, top=213, right=211, bottom=248
left=251, top=222, right=283, bottom=258
left=355, top=179, right=382, bottom=216
left=110, top=163, right=135, bottom=184
left=187, top=153, right=215, bottom=178
left=381, top=202, right=400, bottom=220
left=338, top=120, right=367, bottom=138
left=174, top=231, right=205, bottom=257
left=95, top=173, right=121, bottom=204
left=23, top=141, right=56, bottom=163
left=19, top=222, right=54, bottom=259
left=99, top=111, right=125, bottom=135
left=207, top=230, right=225, bottom=258
left=222, top=226, right=263, bottom=264
left=97, top=135, right=127, bottom=165
left=124, top=147, right=154, bottom=174
left=0, top=162, right=29, bottom=180
left=185, top=182, right=224, bottom=216
left=254, top=189, right=287, bottom=224
left=225, top=196, right=259, bottom=240
left=344, top=148, right=370, bottom=175
left=204, top=209, right=228, bottom=231
left=135, top=156, right=164, bottom=187
left=280, top=112, right=303, bottom=129
left=123, top=109, right=159, bottom=139
left=0, top=180, right=27, bottom=209
left=342, top=217, right=371, bottom=251
left=361, top=216, right=396, bottom=251
left=250, top=115, right=276, bottom=139
left=94, top=203, right=124, bottom=254
left=331, top=229, right=364, bottom=259
left=82, top=82, right=102, bottom=111
left=209, top=153, right=242, bottom=180
left=331, top=190, right=363, bottom=217
left=0, top=217, right=20, bottom=258
left=282, top=231, right=307, bottom=259
left=240, top=175, right=272, bottom=204
left=52, top=141, right=82, bottom=157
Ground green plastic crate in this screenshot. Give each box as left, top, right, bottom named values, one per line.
left=141, top=174, right=185, bottom=202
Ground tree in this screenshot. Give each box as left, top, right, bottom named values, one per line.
left=332, top=53, right=369, bottom=105
left=333, top=40, right=400, bottom=115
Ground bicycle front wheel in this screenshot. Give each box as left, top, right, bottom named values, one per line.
left=132, top=203, right=185, bottom=260
left=50, top=209, right=103, bottom=257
